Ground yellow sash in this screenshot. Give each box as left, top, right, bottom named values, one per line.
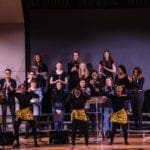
left=109, top=108, right=127, bottom=124
left=71, top=109, right=88, bottom=121
left=15, top=107, right=34, bottom=121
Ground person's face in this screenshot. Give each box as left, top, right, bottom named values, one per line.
left=56, top=82, right=62, bottom=90
left=104, top=51, right=110, bottom=60
left=133, top=70, right=138, bottom=76
left=73, top=52, right=79, bottom=61
left=30, top=82, right=37, bottom=89
left=79, top=80, right=86, bottom=88
left=117, top=67, right=123, bottom=74
left=80, top=62, right=86, bottom=69
left=28, top=72, right=36, bottom=79
left=35, top=55, right=41, bottom=62
left=105, top=78, right=112, bottom=87
left=115, top=88, right=122, bottom=96
left=19, top=86, right=26, bottom=93
left=4, top=71, right=11, bottom=79
left=74, top=90, right=81, bottom=98
left=92, top=72, right=98, bottom=79
left=56, top=63, right=62, bottom=70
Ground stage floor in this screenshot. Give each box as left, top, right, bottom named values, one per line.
left=2, top=135, right=150, bottom=150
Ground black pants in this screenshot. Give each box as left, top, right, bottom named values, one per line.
left=25, top=116, right=39, bottom=137
left=110, top=123, right=128, bottom=143
left=1, top=103, right=15, bottom=130
left=71, top=119, right=89, bottom=146
left=130, top=91, right=144, bottom=128
left=14, top=118, right=37, bottom=145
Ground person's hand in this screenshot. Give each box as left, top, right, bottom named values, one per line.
left=71, top=66, right=77, bottom=72
left=56, top=109, right=62, bottom=115
left=30, top=99, right=37, bottom=104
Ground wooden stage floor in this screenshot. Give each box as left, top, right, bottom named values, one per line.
left=2, top=135, right=150, bottom=150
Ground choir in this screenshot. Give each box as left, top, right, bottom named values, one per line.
left=0, top=50, right=145, bottom=148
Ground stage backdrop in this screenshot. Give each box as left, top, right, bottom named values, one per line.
left=29, top=9, right=150, bottom=90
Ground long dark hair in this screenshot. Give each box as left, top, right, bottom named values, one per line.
left=102, top=50, right=114, bottom=66
left=32, top=53, right=43, bottom=66
left=71, top=51, right=81, bottom=63
left=132, top=67, right=143, bottom=79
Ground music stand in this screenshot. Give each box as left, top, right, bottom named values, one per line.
left=88, top=96, right=105, bottom=143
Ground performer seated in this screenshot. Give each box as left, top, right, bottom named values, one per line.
left=13, top=84, right=39, bottom=147
left=69, top=88, right=90, bottom=149
left=108, top=86, right=129, bottom=145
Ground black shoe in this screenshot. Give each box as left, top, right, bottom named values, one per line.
left=125, top=142, right=129, bottom=145
left=105, top=130, right=110, bottom=138
left=109, top=142, right=113, bottom=145
left=24, top=135, right=29, bottom=139
left=34, top=143, right=40, bottom=147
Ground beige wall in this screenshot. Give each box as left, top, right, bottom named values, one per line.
left=0, top=0, right=24, bottom=23
left=0, top=0, right=25, bottom=85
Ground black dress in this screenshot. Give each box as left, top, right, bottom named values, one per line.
left=99, top=59, right=115, bottom=79
left=68, top=61, right=80, bottom=91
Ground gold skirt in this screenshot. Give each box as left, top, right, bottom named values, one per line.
left=15, top=107, right=34, bottom=121
left=109, top=108, right=127, bottom=124
left=71, top=109, right=88, bottom=122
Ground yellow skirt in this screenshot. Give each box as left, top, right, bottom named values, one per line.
left=109, top=108, right=127, bottom=124
left=71, top=109, right=88, bottom=122
left=15, top=107, right=34, bottom=121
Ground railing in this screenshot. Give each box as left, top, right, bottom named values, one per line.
left=1, top=112, right=150, bottom=137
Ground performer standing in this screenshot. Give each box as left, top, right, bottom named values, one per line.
left=102, top=76, right=114, bottom=138
left=98, top=50, right=116, bottom=80
left=108, top=86, right=129, bottom=144
left=68, top=51, right=81, bottom=91
left=51, top=81, right=67, bottom=130
left=13, top=84, right=39, bottom=147
left=50, top=61, right=68, bottom=90
left=115, top=65, right=131, bottom=111
left=25, top=78, right=43, bottom=138
left=69, top=88, right=90, bottom=149
left=0, top=68, right=17, bottom=130
left=129, top=67, right=144, bottom=129
left=31, top=53, right=48, bottom=91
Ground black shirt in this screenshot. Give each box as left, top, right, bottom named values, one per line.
left=108, top=94, right=128, bottom=113
left=14, top=91, right=37, bottom=109
left=100, top=60, right=114, bottom=78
